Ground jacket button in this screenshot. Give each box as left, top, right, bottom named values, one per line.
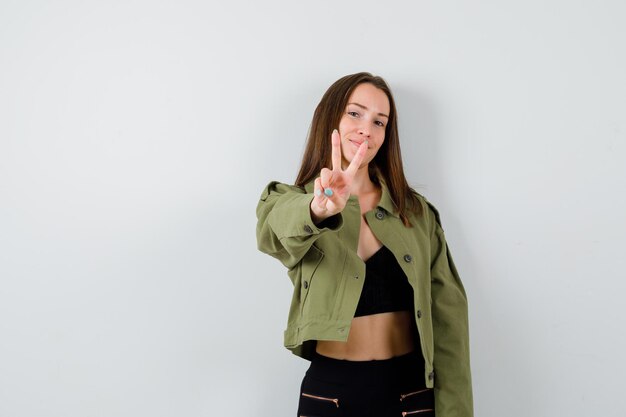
left=354, top=275, right=359, bottom=279
left=403, top=254, right=412, bottom=263
left=303, top=225, right=313, bottom=234
left=417, top=310, right=422, bottom=318
left=303, top=280, right=308, bottom=289
left=375, top=210, right=385, bottom=220
left=428, top=371, right=435, bottom=381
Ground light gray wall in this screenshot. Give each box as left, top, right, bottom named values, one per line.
left=1, top=1, right=625, bottom=416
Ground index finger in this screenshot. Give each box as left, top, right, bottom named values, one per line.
left=331, top=129, right=342, bottom=171
left=344, top=140, right=368, bottom=178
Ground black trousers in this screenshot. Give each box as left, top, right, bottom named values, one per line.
left=297, top=350, right=435, bottom=417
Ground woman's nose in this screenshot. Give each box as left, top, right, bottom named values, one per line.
left=357, top=123, right=370, bottom=137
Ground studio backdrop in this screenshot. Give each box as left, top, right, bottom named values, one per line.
left=1, top=1, right=625, bottom=416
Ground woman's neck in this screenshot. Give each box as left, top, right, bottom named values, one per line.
left=350, top=165, right=378, bottom=196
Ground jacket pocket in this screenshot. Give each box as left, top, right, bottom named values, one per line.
left=299, top=245, right=324, bottom=314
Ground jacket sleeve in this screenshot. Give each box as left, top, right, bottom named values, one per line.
left=426, top=199, right=474, bottom=417
left=255, top=180, right=344, bottom=270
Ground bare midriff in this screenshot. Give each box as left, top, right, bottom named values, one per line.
left=315, top=310, right=417, bottom=360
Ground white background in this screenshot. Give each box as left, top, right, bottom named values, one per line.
left=1, top=1, right=625, bottom=416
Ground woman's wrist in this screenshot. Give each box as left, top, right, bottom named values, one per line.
left=310, top=200, right=330, bottom=226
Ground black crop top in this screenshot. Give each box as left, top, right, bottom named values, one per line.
left=353, top=245, right=415, bottom=317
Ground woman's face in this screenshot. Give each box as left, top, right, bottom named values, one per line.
left=337, top=82, right=390, bottom=170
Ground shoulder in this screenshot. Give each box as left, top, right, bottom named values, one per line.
left=258, top=180, right=306, bottom=201
left=408, top=189, right=444, bottom=230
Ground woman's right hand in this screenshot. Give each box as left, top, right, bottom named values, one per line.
left=310, top=129, right=368, bottom=224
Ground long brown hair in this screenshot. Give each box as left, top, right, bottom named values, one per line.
left=295, top=72, right=423, bottom=226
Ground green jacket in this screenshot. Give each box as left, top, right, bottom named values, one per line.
left=255, top=176, right=474, bottom=417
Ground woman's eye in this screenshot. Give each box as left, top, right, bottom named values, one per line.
left=348, top=111, right=359, bottom=117
left=375, top=121, right=385, bottom=127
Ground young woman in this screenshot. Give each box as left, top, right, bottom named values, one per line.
left=256, top=72, right=473, bottom=417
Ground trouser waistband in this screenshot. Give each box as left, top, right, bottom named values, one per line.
left=307, top=349, right=425, bottom=387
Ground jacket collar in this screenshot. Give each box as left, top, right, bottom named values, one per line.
left=303, top=174, right=399, bottom=218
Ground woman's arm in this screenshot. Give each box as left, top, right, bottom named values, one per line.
left=257, top=130, right=367, bottom=270
left=255, top=181, right=343, bottom=270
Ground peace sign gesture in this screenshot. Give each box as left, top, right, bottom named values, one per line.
left=310, top=129, right=369, bottom=224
